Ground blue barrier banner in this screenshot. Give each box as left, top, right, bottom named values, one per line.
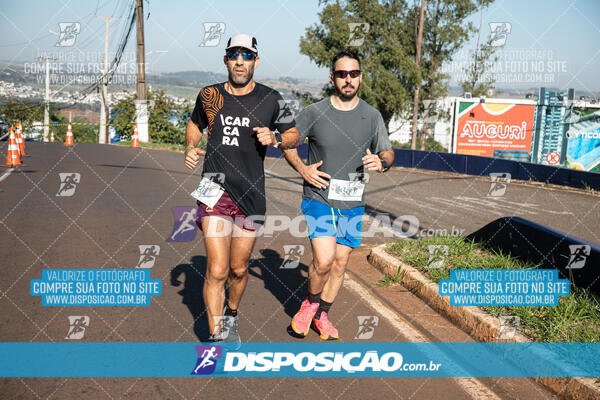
left=439, top=269, right=570, bottom=306
left=1, top=342, right=598, bottom=377
left=30, top=269, right=161, bottom=306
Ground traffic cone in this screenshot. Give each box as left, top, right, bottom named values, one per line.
left=5, top=126, right=21, bottom=166
left=131, top=125, right=140, bottom=148
left=50, top=131, right=55, bottom=142
left=65, top=122, right=74, bottom=146
left=19, top=122, right=25, bottom=151
left=16, top=122, right=25, bottom=156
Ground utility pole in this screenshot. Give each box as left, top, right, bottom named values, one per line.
left=135, top=0, right=149, bottom=142
left=37, top=56, right=58, bottom=142
left=94, top=15, right=119, bottom=144
left=410, top=0, right=426, bottom=150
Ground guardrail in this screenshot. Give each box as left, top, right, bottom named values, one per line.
left=392, top=148, right=600, bottom=190
left=266, top=145, right=600, bottom=190
left=467, top=216, right=600, bottom=295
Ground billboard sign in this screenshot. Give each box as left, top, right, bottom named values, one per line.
left=454, top=101, right=536, bottom=159
left=566, top=107, right=600, bottom=172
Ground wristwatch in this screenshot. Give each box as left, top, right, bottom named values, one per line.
left=273, top=130, right=283, bottom=148
left=379, top=159, right=389, bottom=173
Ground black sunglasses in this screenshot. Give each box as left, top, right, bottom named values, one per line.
left=226, top=51, right=257, bottom=61
left=333, top=69, right=361, bottom=79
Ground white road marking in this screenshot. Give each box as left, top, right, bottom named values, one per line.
left=344, top=275, right=501, bottom=400
left=0, top=168, right=14, bottom=183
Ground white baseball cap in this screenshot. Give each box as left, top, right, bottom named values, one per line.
left=225, top=33, right=258, bottom=53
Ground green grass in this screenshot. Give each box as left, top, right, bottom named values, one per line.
left=385, top=235, right=600, bottom=342
left=581, top=180, right=597, bottom=195
left=376, top=265, right=419, bottom=287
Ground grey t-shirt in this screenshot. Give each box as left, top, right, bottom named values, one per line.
left=296, top=97, right=392, bottom=209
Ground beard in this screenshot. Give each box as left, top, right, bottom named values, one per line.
left=228, top=65, right=255, bottom=87
left=335, top=81, right=360, bottom=100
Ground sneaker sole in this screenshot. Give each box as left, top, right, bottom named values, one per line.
left=312, top=320, right=339, bottom=341
left=291, top=318, right=310, bottom=337
left=319, top=333, right=339, bottom=341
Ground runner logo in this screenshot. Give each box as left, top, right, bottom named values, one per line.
left=275, top=99, right=299, bottom=124
left=199, top=22, right=226, bottom=47
left=347, top=23, right=369, bottom=46
left=191, top=345, right=222, bottom=375
left=489, top=22, right=511, bottom=47
left=426, top=245, right=448, bottom=269
left=56, top=22, right=81, bottom=47
left=497, top=316, right=520, bottom=340
left=205, top=172, right=225, bottom=185
left=134, top=99, right=154, bottom=120
left=136, top=245, right=160, bottom=269
left=56, top=173, right=80, bottom=197
left=65, top=315, right=89, bottom=339
left=280, top=245, right=304, bottom=269
left=349, top=172, right=369, bottom=184
left=566, top=245, right=590, bottom=269
left=354, top=316, right=379, bottom=339
left=487, top=172, right=511, bottom=197
left=205, top=172, right=225, bottom=193
left=167, top=207, right=198, bottom=242
left=423, top=100, right=443, bottom=126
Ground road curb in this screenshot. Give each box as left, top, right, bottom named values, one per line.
left=367, top=244, right=600, bottom=400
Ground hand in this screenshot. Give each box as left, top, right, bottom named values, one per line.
left=362, top=148, right=382, bottom=172
left=301, top=160, right=331, bottom=189
left=253, top=127, right=276, bottom=146
left=184, top=147, right=205, bottom=170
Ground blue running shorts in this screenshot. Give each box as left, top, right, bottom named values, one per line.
left=301, top=198, right=364, bottom=248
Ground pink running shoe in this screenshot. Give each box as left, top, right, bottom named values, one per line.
left=291, top=299, right=319, bottom=336
left=313, top=312, right=339, bottom=340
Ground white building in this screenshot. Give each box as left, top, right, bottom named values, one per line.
left=388, top=96, right=459, bottom=151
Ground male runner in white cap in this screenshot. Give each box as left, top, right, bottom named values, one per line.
left=185, top=33, right=299, bottom=344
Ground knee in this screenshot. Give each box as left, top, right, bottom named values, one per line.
left=332, top=256, right=349, bottom=276
left=228, top=264, right=248, bottom=281
left=229, top=255, right=249, bottom=279
left=206, top=261, right=228, bottom=283
left=335, top=253, right=350, bottom=268
left=313, top=255, right=335, bottom=275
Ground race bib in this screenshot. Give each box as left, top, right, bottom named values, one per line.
left=190, top=177, right=224, bottom=208
left=327, top=179, right=365, bottom=202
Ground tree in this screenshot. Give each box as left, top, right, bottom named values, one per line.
left=299, top=0, right=416, bottom=130
left=406, top=0, right=494, bottom=149
left=460, top=10, right=499, bottom=97
left=292, top=90, right=320, bottom=108
left=0, top=100, right=44, bottom=126
left=148, top=90, right=182, bottom=144
left=52, top=115, right=97, bottom=143
left=410, top=0, right=426, bottom=150
left=111, top=94, right=136, bottom=139
left=299, top=0, right=495, bottom=142
left=111, top=89, right=186, bottom=143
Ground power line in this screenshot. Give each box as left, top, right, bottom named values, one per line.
left=80, top=1, right=136, bottom=98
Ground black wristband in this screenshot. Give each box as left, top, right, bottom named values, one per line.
left=380, top=159, right=389, bottom=173
left=274, top=130, right=283, bottom=147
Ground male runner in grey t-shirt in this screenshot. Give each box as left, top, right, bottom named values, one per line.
left=283, top=50, right=394, bottom=340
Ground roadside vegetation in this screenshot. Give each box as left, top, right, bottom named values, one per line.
left=383, top=235, right=600, bottom=342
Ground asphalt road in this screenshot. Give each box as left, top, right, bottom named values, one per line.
left=2, top=142, right=598, bottom=399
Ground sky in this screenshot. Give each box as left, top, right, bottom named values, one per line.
left=0, top=0, right=599, bottom=91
